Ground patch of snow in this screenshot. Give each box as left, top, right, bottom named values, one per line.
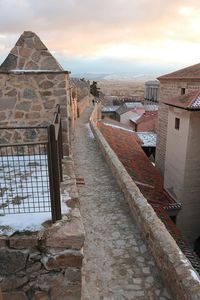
left=190, top=269, right=200, bottom=283
left=102, top=106, right=120, bottom=112
left=125, top=102, right=143, bottom=109
left=144, top=104, right=159, bottom=111
left=191, top=95, right=200, bottom=108
left=0, top=154, right=70, bottom=236
left=137, top=132, right=157, bottom=147
left=0, top=211, right=51, bottom=236
left=61, top=189, right=71, bottom=214
left=0, top=155, right=51, bottom=214
left=130, top=113, right=141, bottom=123
left=86, top=123, right=95, bottom=139
left=103, top=122, right=134, bottom=133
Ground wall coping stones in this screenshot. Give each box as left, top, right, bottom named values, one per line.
left=0, top=70, right=70, bottom=74
left=90, top=103, right=200, bottom=300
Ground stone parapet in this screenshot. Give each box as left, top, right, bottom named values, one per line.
left=0, top=157, right=85, bottom=300
left=90, top=104, right=200, bottom=300
left=77, top=95, right=92, bottom=117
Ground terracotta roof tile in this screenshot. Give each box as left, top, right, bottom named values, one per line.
left=158, top=63, right=200, bottom=80
left=98, top=121, right=175, bottom=208
left=164, top=90, right=200, bottom=110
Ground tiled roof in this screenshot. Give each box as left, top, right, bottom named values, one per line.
left=101, top=118, right=142, bottom=144
left=102, top=106, right=120, bottom=112
left=98, top=121, right=176, bottom=208
left=129, top=112, right=141, bottom=123
left=158, top=63, right=200, bottom=80
left=137, top=132, right=157, bottom=147
left=164, top=90, right=200, bottom=110
left=116, top=102, right=143, bottom=115
left=131, top=111, right=158, bottom=124
left=143, top=104, right=159, bottom=111
left=98, top=120, right=200, bottom=273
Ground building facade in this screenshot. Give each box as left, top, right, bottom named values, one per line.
left=156, top=63, right=200, bottom=243
left=155, top=63, right=200, bottom=175
left=144, top=80, right=160, bottom=102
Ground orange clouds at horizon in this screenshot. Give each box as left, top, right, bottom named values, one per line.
left=0, top=0, right=200, bottom=71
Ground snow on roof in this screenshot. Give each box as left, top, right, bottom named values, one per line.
left=102, top=106, right=120, bottom=112
left=130, top=113, right=141, bottom=123
left=137, top=132, right=157, bottom=147
left=191, top=94, right=200, bottom=108
left=102, top=122, right=135, bottom=133
left=144, top=104, right=159, bottom=111
left=0, top=154, right=70, bottom=236
left=164, top=90, right=200, bottom=110
left=125, top=102, right=143, bottom=108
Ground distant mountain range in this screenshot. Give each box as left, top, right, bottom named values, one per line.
left=72, top=72, right=159, bottom=81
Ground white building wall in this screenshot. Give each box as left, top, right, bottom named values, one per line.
left=164, top=107, right=200, bottom=242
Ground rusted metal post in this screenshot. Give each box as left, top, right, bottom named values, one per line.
left=48, top=124, right=62, bottom=222
left=58, top=117, right=63, bottom=182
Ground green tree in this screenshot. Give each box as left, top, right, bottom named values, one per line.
left=90, top=81, right=100, bottom=97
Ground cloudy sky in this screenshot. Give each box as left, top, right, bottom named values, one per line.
left=0, top=0, right=199, bottom=76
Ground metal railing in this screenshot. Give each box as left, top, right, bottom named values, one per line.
left=47, top=104, right=63, bottom=222
left=0, top=105, right=63, bottom=223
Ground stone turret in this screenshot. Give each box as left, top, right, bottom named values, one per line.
left=0, top=31, right=70, bottom=154
left=0, top=31, right=63, bottom=71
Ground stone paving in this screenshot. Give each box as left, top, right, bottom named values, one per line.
left=72, top=107, right=172, bottom=300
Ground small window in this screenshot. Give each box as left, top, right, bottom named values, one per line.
left=181, top=88, right=186, bottom=95
left=175, top=117, right=180, bottom=130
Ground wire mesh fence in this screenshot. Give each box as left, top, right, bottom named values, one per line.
left=0, top=105, right=63, bottom=222
left=0, top=142, right=51, bottom=215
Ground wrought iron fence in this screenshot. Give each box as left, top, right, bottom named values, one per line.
left=0, top=105, right=63, bottom=223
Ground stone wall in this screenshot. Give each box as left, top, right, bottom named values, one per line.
left=77, top=95, right=92, bottom=117
left=0, top=157, right=85, bottom=300
left=90, top=103, right=200, bottom=300
left=0, top=71, right=70, bottom=155
left=71, top=79, right=90, bottom=102
left=155, top=79, right=200, bottom=175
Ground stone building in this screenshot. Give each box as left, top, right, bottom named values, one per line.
left=162, top=91, right=200, bottom=242
left=144, top=80, right=160, bottom=102
left=155, top=63, right=200, bottom=243
left=0, top=31, right=71, bottom=155
left=155, top=63, right=200, bottom=175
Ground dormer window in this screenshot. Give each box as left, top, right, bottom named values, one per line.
left=181, top=88, right=186, bottom=95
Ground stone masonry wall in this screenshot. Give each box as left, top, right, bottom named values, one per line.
left=156, top=79, right=200, bottom=175
left=71, top=79, right=90, bottom=102
left=77, top=95, right=92, bottom=117
left=0, top=157, right=85, bottom=300
left=0, top=71, right=70, bottom=155
left=90, top=103, right=200, bottom=300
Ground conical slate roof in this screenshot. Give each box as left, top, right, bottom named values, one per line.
left=0, top=31, right=63, bottom=71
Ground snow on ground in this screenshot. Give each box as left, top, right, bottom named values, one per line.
left=86, top=123, right=95, bottom=139
left=0, top=154, right=70, bottom=236
left=103, top=122, right=134, bottom=133
left=0, top=155, right=50, bottom=214
left=0, top=212, right=52, bottom=236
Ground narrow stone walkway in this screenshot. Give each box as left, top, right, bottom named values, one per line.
left=72, top=107, right=172, bottom=300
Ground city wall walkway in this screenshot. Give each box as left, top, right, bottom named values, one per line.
left=72, top=107, right=171, bottom=300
